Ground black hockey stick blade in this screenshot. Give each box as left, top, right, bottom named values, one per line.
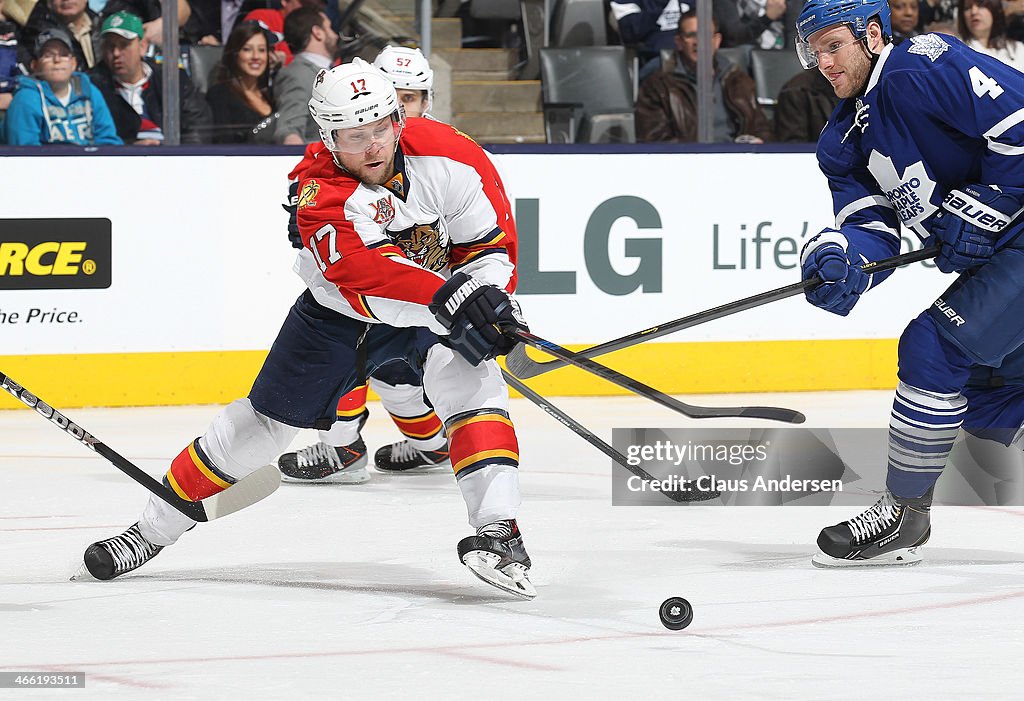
left=506, top=245, right=941, bottom=380
left=0, top=372, right=281, bottom=521
left=509, top=333, right=805, bottom=424
left=502, top=371, right=718, bottom=502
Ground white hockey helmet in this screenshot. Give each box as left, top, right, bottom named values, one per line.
left=373, top=45, right=433, bottom=113
left=308, top=57, right=405, bottom=152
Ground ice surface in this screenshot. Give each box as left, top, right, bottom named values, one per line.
left=2, top=391, right=1023, bottom=699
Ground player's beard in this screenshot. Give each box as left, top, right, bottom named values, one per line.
left=355, top=152, right=397, bottom=187
left=828, top=48, right=874, bottom=99
left=334, top=148, right=397, bottom=187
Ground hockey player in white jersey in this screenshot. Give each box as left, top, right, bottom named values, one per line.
left=373, top=45, right=433, bottom=119
left=277, top=44, right=447, bottom=483
left=794, top=0, right=1024, bottom=566
left=80, top=59, right=536, bottom=598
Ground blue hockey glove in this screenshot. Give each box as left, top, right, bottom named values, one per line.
left=429, top=272, right=528, bottom=365
left=283, top=180, right=301, bottom=249
left=800, top=230, right=870, bottom=317
left=926, top=185, right=1024, bottom=274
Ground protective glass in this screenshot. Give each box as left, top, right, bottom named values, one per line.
left=796, top=33, right=867, bottom=69
left=330, top=114, right=403, bottom=155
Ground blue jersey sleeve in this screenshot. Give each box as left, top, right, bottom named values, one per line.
left=816, top=116, right=903, bottom=289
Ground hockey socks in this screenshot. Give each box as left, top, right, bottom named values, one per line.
left=886, top=381, right=966, bottom=498
left=166, top=438, right=236, bottom=502
left=446, top=409, right=519, bottom=480
left=389, top=408, right=445, bottom=451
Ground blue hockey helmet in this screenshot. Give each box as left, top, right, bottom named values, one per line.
left=795, top=0, right=892, bottom=68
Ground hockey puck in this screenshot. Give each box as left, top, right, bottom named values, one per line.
left=659, top=597, right=693, bottom=630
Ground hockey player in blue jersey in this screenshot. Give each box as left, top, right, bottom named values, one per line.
left=794, top=0, right=1024, bottom=566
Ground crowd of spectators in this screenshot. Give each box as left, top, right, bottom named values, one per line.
left=624, top=0, right=1024, bottom=143
left=2, top=0, right=1024, bottom=145
left=0, top=0, right=357, bottom=143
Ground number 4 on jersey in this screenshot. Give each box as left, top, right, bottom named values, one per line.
left=969, top=66, right=1003, bottom=99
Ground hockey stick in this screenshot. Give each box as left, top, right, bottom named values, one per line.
left=501, top=371, right=718, bottom=502
left=509, top=332, right=805, bottom=423
left=0, top=372, right=280, bottom=522
left=506, top=245, right=941, bottom=380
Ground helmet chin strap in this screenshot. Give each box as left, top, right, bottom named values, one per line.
left=853, top=33, right=887, bottom=98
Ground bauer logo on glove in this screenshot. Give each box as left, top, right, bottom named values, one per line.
left=942, top=186, right=1015, bottom=232
left=928, top=184, right=1024, bottom=273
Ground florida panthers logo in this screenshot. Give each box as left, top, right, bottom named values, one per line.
left=297, top=180, right=319, bottom=209
left=390, top=219, right=450, bottom=272
left=371, top=195, right=395, bottom=225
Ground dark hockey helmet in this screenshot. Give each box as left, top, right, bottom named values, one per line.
left=795, top=0, right=892, bottom=68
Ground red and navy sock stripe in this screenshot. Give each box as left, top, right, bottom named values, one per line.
left=445, top=408, right=519, bottom=479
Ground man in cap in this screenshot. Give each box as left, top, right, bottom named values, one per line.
left=89, top=10, right=211, bottom=144
left=4, top=26, right=120, bottom=144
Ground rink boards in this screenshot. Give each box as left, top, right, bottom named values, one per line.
left=0, top=151, right=950, bottom=408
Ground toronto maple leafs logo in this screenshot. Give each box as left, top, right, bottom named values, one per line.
left=868, top=151, right=938, bottom=227
left=907, top=34, right=949, bottom=62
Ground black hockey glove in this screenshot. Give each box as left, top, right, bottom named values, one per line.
left=926, top=185, right=1024, bottom=273
left=283, top=180, right=301, bottom=249
left=429, top=272, right=528, bottom=366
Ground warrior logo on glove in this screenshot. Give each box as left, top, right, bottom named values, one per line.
left=430, top=272, right=529, bottom=366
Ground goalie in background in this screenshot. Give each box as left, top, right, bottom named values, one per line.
left=793, top=0, right=1024, bottom=566
left=80, top=58, right=536, bottom=600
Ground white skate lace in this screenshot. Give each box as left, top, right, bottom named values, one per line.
left=102, top=526, right=159, bottom=574
left=391, top=440, right=421, bottom=463
left=847, top=492, right=900, bottom=544
left=477, top=520, right=514, bottom=539
left=296, top=442, right=341, bottom=469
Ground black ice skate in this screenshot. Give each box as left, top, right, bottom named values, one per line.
left=278, top=439, right=369, bottom=484
left=457, top=519, right=535, bottom=599
left=78, top=523, right=164, bottom=581
left=812, top=489, right=932, bottom=568
left=374, top=440, right=451, bottom=473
